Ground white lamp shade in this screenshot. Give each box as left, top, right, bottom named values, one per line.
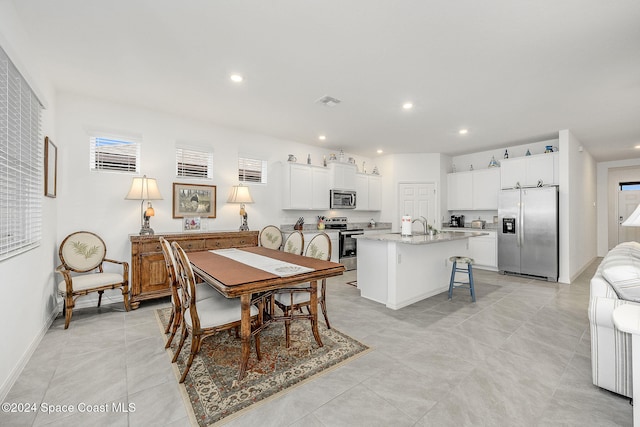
left=125, top=176, right=163, bottom=200
left=227, top=185, right=254, bottom=204
left=623, top=203, right=640, bottom=226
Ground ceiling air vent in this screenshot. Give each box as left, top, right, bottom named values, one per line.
left=316, top=95, right=342, bottom=107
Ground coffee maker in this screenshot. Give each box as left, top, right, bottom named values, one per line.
left=450, top=215, right=465, bottom=228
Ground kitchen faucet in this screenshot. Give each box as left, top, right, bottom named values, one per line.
left=412, top=216, right=428, bottom=234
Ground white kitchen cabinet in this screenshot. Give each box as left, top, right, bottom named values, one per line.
left=500, top=152, right=558, bottom=189
left=468, top=231, right=497, bottom=270
left=355, top=173, right=382, bottom=211
left=447, top=171, right=473, bottom=210
left=328, top=162, right=357, bottom=190
left=472, top=168, right=500, bottom=210
left=282, top=163, right=329, bottom=210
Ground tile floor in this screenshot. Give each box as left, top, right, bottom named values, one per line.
left=1, top=259, right=633, bottom=426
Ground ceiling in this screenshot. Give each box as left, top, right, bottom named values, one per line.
left=9, top=0, right=640, bottom=161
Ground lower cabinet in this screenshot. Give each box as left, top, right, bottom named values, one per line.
left=129, top=231, right=258, bottom=309
left=468, top=231, right=497, bottom=270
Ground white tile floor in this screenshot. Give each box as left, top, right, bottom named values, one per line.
left=1, top=259, right=632, bottom=426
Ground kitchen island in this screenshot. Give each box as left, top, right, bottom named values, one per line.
left=355, top=231, right=487, bottom=309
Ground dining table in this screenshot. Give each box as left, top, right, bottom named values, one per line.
left=187, top=246, right=345, bottom=380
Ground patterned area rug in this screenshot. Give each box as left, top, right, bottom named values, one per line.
left=155, top=307, right=369, bottom=426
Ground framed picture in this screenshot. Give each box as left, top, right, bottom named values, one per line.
left=173, top=183, right=216, bottom=218
left=44, top=136, right=57, bottom=198
left=182, top=216, right=201, bottom=231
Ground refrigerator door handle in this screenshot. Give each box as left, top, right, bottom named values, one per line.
left=518, top=200, right=523, bottom=247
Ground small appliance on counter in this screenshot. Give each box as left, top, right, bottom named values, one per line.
left=449, top=215, right=465, bottom=227
left=471, top=219, right=486, bottom=229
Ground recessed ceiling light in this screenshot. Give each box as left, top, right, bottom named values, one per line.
left=459, top=129, right=468, bottom=135
left=319, top=135, right=326, bottom=141
left=230, top=74, right=243, bottom=83
left=402, top=102, right=413, bottom=110
left=377, top=149, right=383, bottom=154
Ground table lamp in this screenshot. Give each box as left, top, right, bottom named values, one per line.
left=227, top=184, right=253, bottom=231
left=125, top=175, right=163, bottom=235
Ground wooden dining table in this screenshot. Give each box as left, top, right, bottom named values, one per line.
left=187, top=246, right=345, bottom=380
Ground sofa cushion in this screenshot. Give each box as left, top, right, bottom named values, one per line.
left=602, top=251, right=640, bottom=302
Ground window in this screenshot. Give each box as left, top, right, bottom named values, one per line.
left=0, top=46, right=43, bottom=261
left=89, top=136, right=140, bottom=173
left=238, top=156, right=267, bottom=184
left=620, top=182, right=640, bottom=191
left=176, top=146, right=213, bottom=179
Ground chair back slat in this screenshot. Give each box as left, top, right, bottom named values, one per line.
left=283, top=231, right=304, bottom=255
left=172, top=241, right=201, bottom=330
left=259, top=225, right=283, bottom=250
left=59, top=231, right=106, bottom=272
left=305, top=233, right=331, bottom=261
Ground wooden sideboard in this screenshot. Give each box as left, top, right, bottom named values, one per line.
left=129, top=231, right=258, bottom=309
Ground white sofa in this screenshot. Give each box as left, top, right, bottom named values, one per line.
left=589, top=241, right=640, bottom=398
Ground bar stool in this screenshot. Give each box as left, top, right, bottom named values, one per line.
left=448, top=256, right=476, bottom=302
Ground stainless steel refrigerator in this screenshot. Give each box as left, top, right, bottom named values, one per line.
left=498, top=186, right=559, bottom=281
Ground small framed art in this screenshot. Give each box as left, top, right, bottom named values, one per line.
left=173, top=183, right=216, bottom=218
left=182, top=216, right=201, bottom=231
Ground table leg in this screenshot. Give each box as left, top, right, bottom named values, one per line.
left=238, top=293, right=252, bottom=381
left=310, top=280, right=323, bottom=347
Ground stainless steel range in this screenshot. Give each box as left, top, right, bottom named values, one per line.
left=325, top=217, right=363, bottom=271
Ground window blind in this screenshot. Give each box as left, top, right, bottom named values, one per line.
left=89, top=136, right=140, bottom=173
left=238, top=157, right=267, bottom=183
left=0, top=46, right=43, bottom=260
left=176, top=146, right=213, bottom=179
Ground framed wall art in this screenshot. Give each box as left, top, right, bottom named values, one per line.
left=44, top=136, right=57, bottom=198
left=182, top=216, right=202, bottom=231
left=173, top=183, right=216, bottom=218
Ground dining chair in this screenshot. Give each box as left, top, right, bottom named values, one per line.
left=282, top=230, right=304, bottom=255
left=259, top=225, right=283, bottom=250
left=171, top=241, right=261, bottom=383
left=274, top=232, right=332, bottom=347
left=159, top=237, right=220, bottom=349
left=55, top=231, right=130, bottom=329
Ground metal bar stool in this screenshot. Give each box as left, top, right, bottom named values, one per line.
left=448, top=256, right=476, bottom=302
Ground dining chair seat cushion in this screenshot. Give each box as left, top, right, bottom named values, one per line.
left=274, top=283, right=320, bottom=306
left=184, top=295, right=258, bottom=329
left=194, top=283, right=221, bottom=300
left=57, top=272, right=124, bottom=293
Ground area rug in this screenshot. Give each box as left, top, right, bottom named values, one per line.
left=155, top=307, right=369, bottom=426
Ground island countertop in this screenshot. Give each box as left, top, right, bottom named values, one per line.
left=355, top=230, right=488, bottom=245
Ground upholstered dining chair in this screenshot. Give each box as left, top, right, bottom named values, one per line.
left=274, top=232, right=332, bottom=347
left=282, top=230, right=304, bottom=255
left=159, top=237, right=220, bottom=349
left=171, top=241, right=261, bottom=383
left=259, top=225, right=283, bottom=250
left=55, top=231, right=130, bottom=329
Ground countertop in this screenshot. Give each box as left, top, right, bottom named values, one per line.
left=355, top=230, right=488, bottom=245
left=280, top=222, right=392, bottom=232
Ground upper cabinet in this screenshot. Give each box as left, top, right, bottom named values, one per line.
left=328, top=162, right=357, bottom=190
left=500, top=152, right=559, bottom=189
left=282, top=163, right=329, bottom=210
left=447, top=168, right=500, bottom=211
left=355, top=173, right=382, bottom=211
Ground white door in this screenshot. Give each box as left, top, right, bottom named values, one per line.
left=398, top=183, right=436, bottom=233
left=618, top=190, right=640, bottom=244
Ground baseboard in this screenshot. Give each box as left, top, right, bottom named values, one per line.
left=0, top=306, right=58, bottom=402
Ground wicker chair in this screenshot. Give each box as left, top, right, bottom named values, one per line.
left=159, top=237, right=220, bottom=349
left=273, top=232, right=332, bottom=347
left=171, top=241, right=261, bottom=383
left=282, top=230, right=304, bottom=255
left=259, top=225, right=283, bottom=250
left=55, top=231, right=130, bottom=329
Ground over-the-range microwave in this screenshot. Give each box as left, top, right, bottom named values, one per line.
left=330, top=189, right=356, bottom=209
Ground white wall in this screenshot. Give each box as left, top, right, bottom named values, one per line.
left=0, top=2, right=58, bottom=400
left=558, top=130, right=597, bottom=283
left=377, top=153, right=444, bottom=231
left=55, top=92, right=377, bottom=289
